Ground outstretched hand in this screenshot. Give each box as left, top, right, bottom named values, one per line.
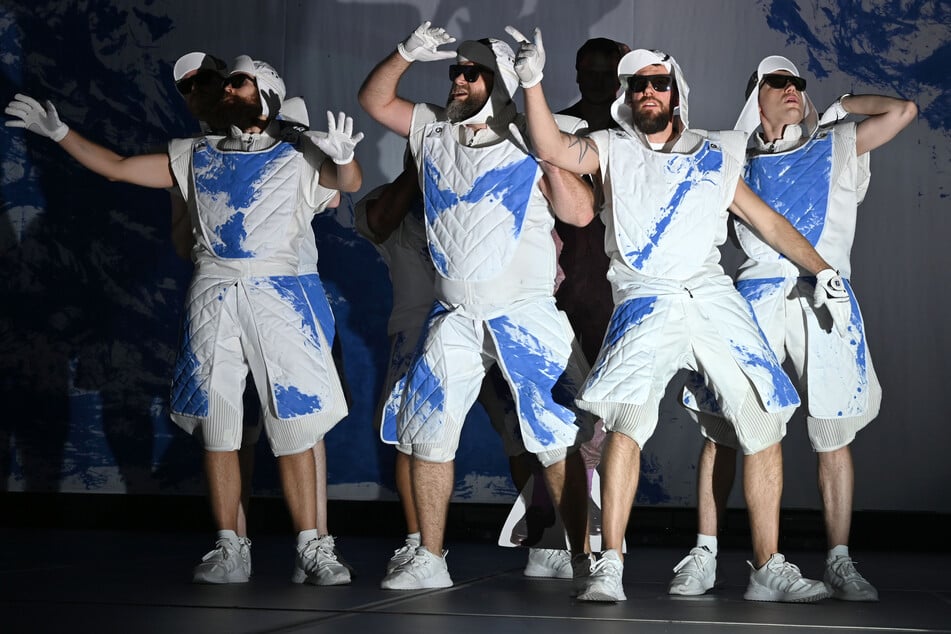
left=313, top=111, right=364, bottom=165
left=398, top=21, right=457, bottom=62
left=5, top=93, right=69, bottom=141
left=505, top=25, right=545, bottom=88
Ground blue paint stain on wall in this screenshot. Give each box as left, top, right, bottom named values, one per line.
left=764, top=0, right=950, bottom=131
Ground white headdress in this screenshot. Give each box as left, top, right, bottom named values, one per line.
left=454, top=38, right=519, bottom=126
left=734, top=55, right=817, bottom=137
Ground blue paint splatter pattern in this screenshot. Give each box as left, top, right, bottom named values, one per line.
left=422, top=131, right=539, bottom=280
left=192, top=141, right=299, bottom=258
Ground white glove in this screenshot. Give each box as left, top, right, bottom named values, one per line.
left=819, top=94, right=851, bottom=127
left=313, top=111, right=364, bottom=165
left=4, top=93, right=69, bottom=141
left=505, top=25, right=545, bottom=88
left=397, top=21, right=456, bottom=62
left=813, top=268, right=851, bottom=336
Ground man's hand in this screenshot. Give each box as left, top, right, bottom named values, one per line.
left=5, top=93, right=69, bottom=141
left=397, top=21, right=456, bottom=62
left=505, top=26, right=545, bottom=88
left=313, top=111, right=364, bottom=164
left=813, top=269, right=851, bottom=336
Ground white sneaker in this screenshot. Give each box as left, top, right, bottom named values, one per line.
left=825, top=555, right=879, bottom=601
left=192, top=537, right=251, bottom=584
left=668, top=546, right=716, bottom=596
left=386, top=537, right=421, bottom=575
left=744, top=553, right=831, bottom=602
left=380, top=546, right=452, bottom=590
left=576, top=550, right=626, bottom=602
left=292, top=535, right=352, bottom=586
left=524, top=548, right=573, bottom=579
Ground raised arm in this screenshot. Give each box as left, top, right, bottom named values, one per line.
left=365, top=163, right=421, bottom=243
left=820, top=93, right=917, bottom=155
left=731, top=179, right=851, bottom=335
left=537, top=161, right=595, bottom=227
left=357, top=21, right=456, bottom=137
left=506, top=26, right=601, bottom=175
left=312, top=111, right=364, bottom=192
left=5, top=94, right=173, bottom=188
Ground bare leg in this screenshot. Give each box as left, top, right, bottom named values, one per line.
left=412, top=457, right=453, bottom=553
left=697, top=439, right=737, bottom=536
left=312, top=440, right=329, bottom=535
left=599, top=432, right=641, bottom=556
left=277, top=449, right=317, bottom=533
left=541, top=451, right=589, bottom=553
left=236, top=444, right=255, bottom=537
left=818, top=445, right=853, bottom=549
left=395, top=451, right=419, bottom=534
left=743, top=442, right=782, bottom=567
left=205, top=450, right=241, bottom=532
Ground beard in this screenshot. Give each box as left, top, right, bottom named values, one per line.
left=186, top=85, right=224, bottom=127
left=632, top=99, right=672, bottom=135
left=445, top=91, right=487, bottom=123
left=209, top=93, right=263, bottom=131
left=628, top=98, right=672, bottom=134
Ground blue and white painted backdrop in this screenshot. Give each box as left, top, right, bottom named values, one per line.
left=1, top=0, right=948, bottom=511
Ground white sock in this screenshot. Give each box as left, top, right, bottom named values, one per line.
left=216, top=529, right=239, bottom=544
left=406, top=532, right=421, bottom=544
left=828, top=544, right=849, bottom=561
left=297, top=529, right=319, bottom=549
left=696, top=533, right=718, bottom=557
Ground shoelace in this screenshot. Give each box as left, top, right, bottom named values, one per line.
left=392, top=542, right=417, bottom=558
left=590, top=555, right=619, bottom=575
left=202, top=539, right=236, bottom=563
left=673, top=548, right=711, bottom=574
left=829, top=557, right=861, bottom=580
left=770, top=559, right=809, bottom=585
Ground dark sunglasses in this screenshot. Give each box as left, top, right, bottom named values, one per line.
left=223, top=74, right=252, bottom=90
left=760, top=74, right=806, bottom=91
left=449, top=64, right=487, bottom=83
left=626, top=74, right=673, bottom=93
left=175, top=70, right=222, bottom=96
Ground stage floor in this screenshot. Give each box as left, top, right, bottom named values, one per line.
left=1, top=528, right=949, bottom=633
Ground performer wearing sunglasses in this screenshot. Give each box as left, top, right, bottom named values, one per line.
left=6, top=56, right=363, bottom=586
left=672, top=55, right=916, bottom=602
left=358, top=21, right=596, bottom=591
left=513, top=31, right=852, bottom=603
left=165, top=52, right=353, bottom=586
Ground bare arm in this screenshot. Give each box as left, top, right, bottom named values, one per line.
left=840, top=94, right=918, bottom=155
left=522, top=83, right=601, bottom=175
left=58, top=129, right=174, bottom=188
left=357, top=51, right=417, bottom=137
left=537, top=160, right=594, bottom=227
left=365, top=164, right=421, bottom=243
left=318, top=157, right=362, bottom=193
left=730, top=179, right=832, bottom=275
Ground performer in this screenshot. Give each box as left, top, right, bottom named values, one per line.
left=672, top=55, right=916, bottom=601
left=5, top=56, right=363, bottom=585
left=358, top=21, right=596, bottom=590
